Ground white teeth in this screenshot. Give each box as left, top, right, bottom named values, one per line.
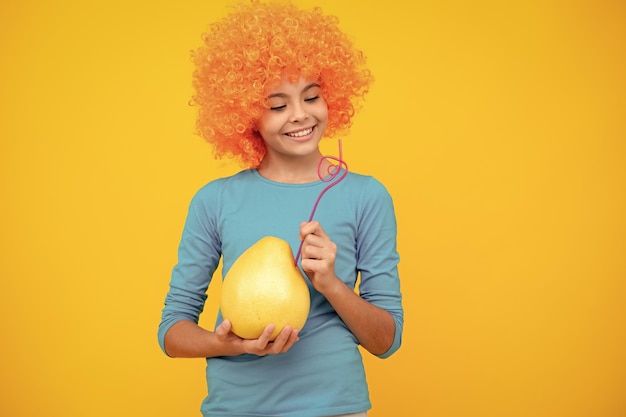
left=286, top=127, right=313, bottom=138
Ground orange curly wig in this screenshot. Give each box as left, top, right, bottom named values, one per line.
left=190, top=0, right=373, bottom=167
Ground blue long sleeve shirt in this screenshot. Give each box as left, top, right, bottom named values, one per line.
left=158, top=169, right=403, bottom=417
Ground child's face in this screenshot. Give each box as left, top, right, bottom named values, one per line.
left=256, top=77, right=328, bottom=161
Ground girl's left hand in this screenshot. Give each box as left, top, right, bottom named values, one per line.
left=298, top=221, right=340, bottom=294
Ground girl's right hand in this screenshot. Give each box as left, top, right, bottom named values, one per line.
left=215, top=319, right=300, bottom=356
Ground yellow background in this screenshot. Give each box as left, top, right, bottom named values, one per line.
left=1, top=0, right=625, bottom=416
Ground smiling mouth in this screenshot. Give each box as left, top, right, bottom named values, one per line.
left=285, top=127, right=314, bottom=138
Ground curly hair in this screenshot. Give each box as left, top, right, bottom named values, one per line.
left=190, top=0, right=373, bottom=167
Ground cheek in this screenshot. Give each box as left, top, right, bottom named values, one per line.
left=256, top=116, right=283, bottom=139
left=321, top=100, right=330, bottom=118
left=312, top=102, right=329, bottom=121
left=318, top=109, right=329, bottom=125
left=256, top=114, right=274, bottom=133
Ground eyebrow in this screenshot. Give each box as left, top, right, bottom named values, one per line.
left=266, top=83, right=320, bottom=99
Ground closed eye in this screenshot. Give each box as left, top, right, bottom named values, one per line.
left=270, top=96, right=318, bottom=111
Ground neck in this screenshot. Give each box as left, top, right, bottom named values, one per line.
left=257, top=151, right=332, bottom=184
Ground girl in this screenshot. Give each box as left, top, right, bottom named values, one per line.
left=158, top=2, right=403, bottom=416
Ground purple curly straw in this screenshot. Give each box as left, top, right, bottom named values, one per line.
left=294, top=139, right=348, bottom=265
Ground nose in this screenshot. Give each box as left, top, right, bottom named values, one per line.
left=290, top=104, right=309, bottom=122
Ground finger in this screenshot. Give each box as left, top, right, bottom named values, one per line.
left=256, top=324, right=275, bottom=348
left=281, top=329, right=300, bottom=353
left=303, top=238, right=337, bottom=259
left=301, top=257, right=325, bottom=274
left=298, top=221, right=306, bottom=240
left=301, top=243, right=323, bottom=260
left=215, top=319, right=232, bottom=338
left=302, top=232, right=325, bottom=248
left=299, top=221, right=310, bottom=241
left=299, top=221, right=328, bottom=240
left=270, top=325, right=293, bottom=353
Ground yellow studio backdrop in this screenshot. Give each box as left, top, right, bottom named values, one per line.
left=1, top=0, right=625, bottom=416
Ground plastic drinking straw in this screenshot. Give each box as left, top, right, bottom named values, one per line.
left=294, top=139, right=348, bottom=265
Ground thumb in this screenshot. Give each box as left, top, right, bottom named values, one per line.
left=216, top=319, right=232, bottom=337
left=299, top=221, right=308, bottom=240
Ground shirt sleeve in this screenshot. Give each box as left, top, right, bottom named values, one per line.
left=157, top=184, right=222, bottom=356
left=355, top=177, right=404, bottom=358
